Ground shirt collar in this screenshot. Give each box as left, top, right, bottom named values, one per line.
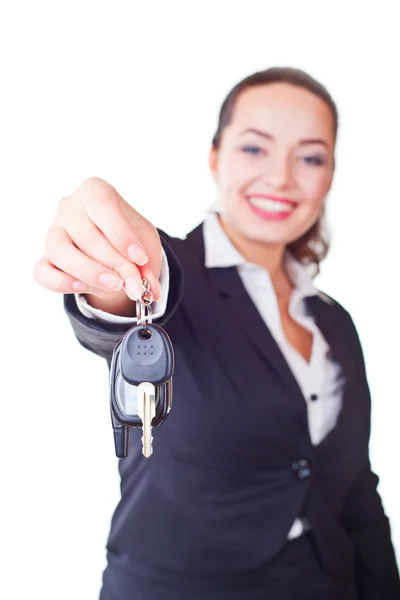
left=203, top=204, right=333, bottom=305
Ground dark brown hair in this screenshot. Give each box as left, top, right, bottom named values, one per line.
left=212, top=66, right=339, bottom=276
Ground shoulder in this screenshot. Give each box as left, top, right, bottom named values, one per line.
left=157, top=222, right=206, bottom=268
left=315, top=288, right=357, bottom=329
left=319, top=290, right=357, bottom=324
left=314, top=288, right=367, bottom=368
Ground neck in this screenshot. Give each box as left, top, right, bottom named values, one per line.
left=217, top=214, right=292, bottom=296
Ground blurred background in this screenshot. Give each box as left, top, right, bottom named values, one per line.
left=1, top=1, right=399, bottom=598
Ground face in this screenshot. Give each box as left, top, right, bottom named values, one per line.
left=209, top=83, right=335, bottom=249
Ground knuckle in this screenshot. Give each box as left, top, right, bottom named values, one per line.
left=32, top=262, right=42, bottom=284
left=80, top=176, right=107, bottom=191
left=32, top=258, right=56, bottom=290
left=81, top=182, right=117, bottom=218
left=81, top=177, right=113, bottom=203
left=43, top=242, right=54, bottom=264
left=112, top=260, right=137, bottom=279
left=43, top=227, right=58, bottom=262
left=79, top=225, right=97, bottom=248
left=55, top=195, right=70, bottom=219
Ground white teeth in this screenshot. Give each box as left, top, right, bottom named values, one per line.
left=248, top=197, right=295, bottom=213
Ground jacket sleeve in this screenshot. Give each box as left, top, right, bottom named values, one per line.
left=62, top=230, right=184, bottom=366
left=340, top=311, right=400, bottom=598
left=74, top=244, right=170, bottom=324
left=341, top=460, right=400, bottom=598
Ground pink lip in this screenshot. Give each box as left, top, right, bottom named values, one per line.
left=246, top=194, right=298, bottom=221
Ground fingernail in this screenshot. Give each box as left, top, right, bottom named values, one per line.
left=128, top=243, right=148, bottom=266
left=72, top=281, right=89, bottom=292
left=124, top=276, right=142, bottom=300
left=99, top=273, right=124, bottom=291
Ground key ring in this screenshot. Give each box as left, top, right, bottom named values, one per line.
left=136, top=278, right=153, bottom=331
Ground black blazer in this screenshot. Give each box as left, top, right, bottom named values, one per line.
left=64, top=222, right=400, bottom=599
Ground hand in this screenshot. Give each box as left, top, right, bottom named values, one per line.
left=33, top=177, right=162, bottom=303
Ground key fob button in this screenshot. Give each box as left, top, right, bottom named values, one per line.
left=120, top=324, right=174, bottom=386
left=125, top=330, right=164, bottom=365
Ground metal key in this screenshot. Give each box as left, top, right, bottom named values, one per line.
left=137, top=382, right=156, bottom=457
left=109, top=279, right=175, bottom=459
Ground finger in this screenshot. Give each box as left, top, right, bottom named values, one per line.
left=62, top=212, right=160, bottom=301
left=79, top=180, right=149, bottom=267
left=32, top=255, right=93, bottom=294
left=44, top=224, right=127, bottom=293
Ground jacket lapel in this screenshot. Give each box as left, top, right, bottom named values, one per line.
left=209, top=266, right=308, bottom=404
left=304, top=295, right=357, bottom=438
left=184, top=222, right=307, bottom=410
left=304, top=296, right=351, bottom=379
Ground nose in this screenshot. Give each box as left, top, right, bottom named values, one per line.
left=263, top=153, right=294, bottom=190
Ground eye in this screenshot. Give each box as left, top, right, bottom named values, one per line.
left=241, top=145, right=264, bottom=156
left=302, top=155, right=326, bottom=166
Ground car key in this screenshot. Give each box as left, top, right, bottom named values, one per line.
left=109, top=279, right=175, bottom=458
left=137, top=382, right=156, bottom=457
left=110, top=322, right=174, bottom=457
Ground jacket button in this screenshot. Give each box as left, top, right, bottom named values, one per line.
left=292, top=459, right=311, bottom=480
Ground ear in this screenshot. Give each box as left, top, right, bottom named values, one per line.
left=209, top=146, right=219, bottom=182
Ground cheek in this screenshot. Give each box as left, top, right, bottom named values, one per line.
left=218, top=165, right=247, bottom=202
left=294, top=204, right=323, bottom=233
left=219, top=152, right=253, bottom=190
left=301, top=169, right=331, bottom=204
left=293, top=171, right=331, bottom=227
left=295, top=195, right=325, bottom=230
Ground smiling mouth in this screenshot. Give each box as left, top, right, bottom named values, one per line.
left=247, top=195, right=298, bottom=215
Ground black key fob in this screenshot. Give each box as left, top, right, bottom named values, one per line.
left=109, top=322, right=174, bottom=458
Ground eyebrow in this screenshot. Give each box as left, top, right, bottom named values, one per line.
left=240, top=128, right=330, bottom=148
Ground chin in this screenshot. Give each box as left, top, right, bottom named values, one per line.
left=233, top=216, right=301, bottom=247
left=241, top=202, right=318, bottom=244
left=221, top=201, right=318, bottom=246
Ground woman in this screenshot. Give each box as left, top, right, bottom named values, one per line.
left=33, top=67, right=400, bottom=599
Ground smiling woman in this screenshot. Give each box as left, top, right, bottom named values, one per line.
left=209, top=68, right=337, bottom=277
left=34, top=66, right=400, bottom=600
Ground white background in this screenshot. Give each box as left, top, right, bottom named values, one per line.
left=1, top=1, right=399, bottom=598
